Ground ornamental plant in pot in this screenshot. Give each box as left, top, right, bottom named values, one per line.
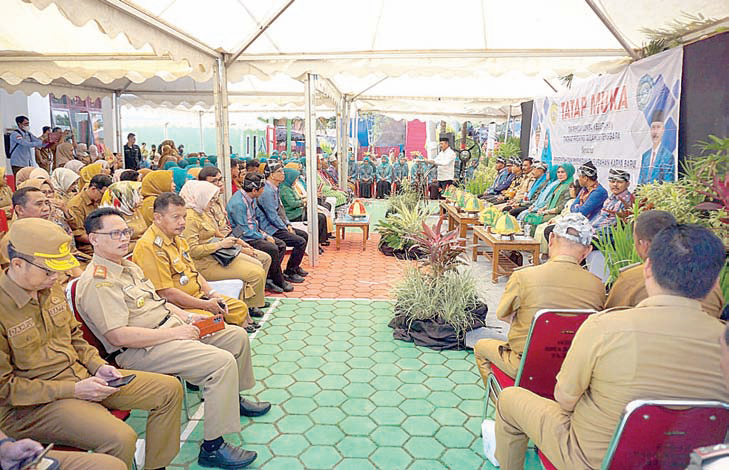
left=389, top=216, right=487, bottom=350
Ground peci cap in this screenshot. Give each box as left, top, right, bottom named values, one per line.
left=553, top=213, right=594, bottom=246
left=533, top=161, right=547, bottom=171
left=3, top=218, right=80, bottom=271
left=496, top=156, right=507, bottom=164
left=578, top=160, right=598, bottom=179
left=439, top=136, right=450, bottom=142
left=608, top=168, right=630, bottom=182
left=264, top=161, right=284, bottom=178
left=508, top=156, right=522, bottom=166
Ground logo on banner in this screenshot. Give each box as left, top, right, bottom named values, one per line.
left=636, top=75, right=654, bottom=111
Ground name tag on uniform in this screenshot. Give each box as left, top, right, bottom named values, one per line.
left=47, top=303, right=67, bottom=317
left=8, top=318, right=35, bottom=337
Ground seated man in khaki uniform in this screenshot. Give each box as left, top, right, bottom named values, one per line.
left=0, top=218, right=183, bottom=470
left=474, top=213, right=605, bottom=384
left=132, top=192, right=257, bottom=330
left=66, top=173, right=112, bottom=256
left=79, top=207, right=270, bottom=469
left=491, top=223, right=729, bottom=469
left=605, top=209, right=724, bottom=317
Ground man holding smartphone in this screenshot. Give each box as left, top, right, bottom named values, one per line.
left=0, top=219, right=184, bottom=470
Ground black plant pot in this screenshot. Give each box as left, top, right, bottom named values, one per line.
left=388, top=303, right=488, bottom=351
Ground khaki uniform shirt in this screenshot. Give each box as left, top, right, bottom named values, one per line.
left=512, top=175, right=535, bottom=205
left=496, top=255, right=605, bottom=354
left=208, top=197, right=232, bottom=236
left=605, top=263, right=724, bottom=318
left=132, top=223, right=204, bottom=298
left=555, top=295, right=729, bottom=469
left=0, top=272, right=106, bottom=421
left=182, top=210, right=221, bottom=261
left=76, top=255, right=177, bottom=354
left=65, top=191, right=97, bottom=255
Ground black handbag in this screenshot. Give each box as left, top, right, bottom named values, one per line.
left=210, top=238, right=241, bottom=267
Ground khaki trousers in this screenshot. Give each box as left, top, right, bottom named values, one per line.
left=116, top=325, right=255, bottom=440
left=196, top=252, right=269, bottom=309
left=1, top=370, right=183, bottom=470
left=474, top=339, right=521, bottom=387
left=495, top=387, right=592, bottom=469
left=51, top=450, right=127, bottom=470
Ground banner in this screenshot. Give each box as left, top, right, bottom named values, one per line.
left=528, top=47, right=683, bottom=187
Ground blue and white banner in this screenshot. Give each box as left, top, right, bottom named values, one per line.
left=529, top=47, right=683, bottom=188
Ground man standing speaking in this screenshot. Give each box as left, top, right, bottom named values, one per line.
left=425, top=136, right=456, bottom=199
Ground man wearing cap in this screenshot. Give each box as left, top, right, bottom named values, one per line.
left=491, top=223, right=729, bottom=469
left=591, top=168, right=634, bottom=233
left=78, top=207, right=270, bottom=469
left=605, top=210, right=724, bottom=318
left=425, top=136, right=456, bottom=199
left=571, top=160, right=607, bottom=221
left=256, top=162, right=308, bottom=284
left=505, top=161, right=548, bottom=217
left=482, top=157, right=514, bottom=198
left=638, top=110, right=675, bottom=184
left=484, top=157, right=523, bottom=204
left=0, top=218, right=183, bottom=470
left=66, top=173, right=112, bottom=256
left=473, top=213, right=605, bottom=384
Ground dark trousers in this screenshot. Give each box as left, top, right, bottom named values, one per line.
left=376, top=180, right=391, bottom=199
left=508, top=206, right=529, bottom=217
left=291, top=212, right=328, bottom=243
left=359, top=181, right=373, bottom=198
left=248, top=238, right=286, bottom=287
left=273, top=228, right=308, bottom=273
left=429, top=180, right=453, bottom=199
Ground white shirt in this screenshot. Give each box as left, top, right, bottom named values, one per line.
left=433, top=146, right=456, bottom=181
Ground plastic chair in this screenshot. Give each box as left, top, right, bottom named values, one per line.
left=0, top=210, right=8, bottom=234
left=483, top=309, right=596, bottom=420
left=66, top=278, right=196, bottom=420
left=600, top=399, right=729, bottom=469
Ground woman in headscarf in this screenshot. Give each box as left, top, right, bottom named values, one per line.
left=522, top=162, right=575, bottom=234
left=375, top=155, right=392, bottom=199
left=78, top=161, right=110, bottom=190
left=540, top=129, right=553, bottom=170
left=15, top=167, right=35, bottom=187
left=100, top=181, right=146, bottom=252
left=76, top=143, right=90, bottom=164
left=140, top=170, right=173, bottom=226
left=138, top=168, right=152, bottom=179
left=29, top=168, right=50, bottom=181
left=88, top=144, right=99, bottom=162
left=18, top=178, right=74, bottom=244
left=281, top=168, right=331, bottom=248
left=171, top=167, right=192, bottom=194
left=357, top=156, right=375, bottom=198
left=533, top=180, right=581, bottom=254
left=180, top=180, right=266, bottom=332
left=157, top=145, right=176, bottom=169
left=0, top=167, right=13, bottom=217
left=64, top=159, right=85, bottom=174
left=51, top=167, right=81, bottom=203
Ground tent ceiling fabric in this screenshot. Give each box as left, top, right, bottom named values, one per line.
left=3, top=0, right=728, bottom=117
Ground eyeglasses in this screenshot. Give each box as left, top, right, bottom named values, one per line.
left=93, top=229, right=134, bottom=240
left=24, top=259, right=57, bottom=277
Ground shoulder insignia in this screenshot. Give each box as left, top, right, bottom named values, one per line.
left=95, top=281, right=114, bottom=288
left=182, top=251, right=192, bottom=262
left=8, top=318, right=35, bottom=337
left=154, top=236, right=163, bottom=247
left=173, top=258, right=180, bottom=264
left=136, top=297, right=145, bottom=308
left=618, top=262, right=641, bottom=274
left=93, top=265, right=107, bottom=279
left=50, top=296, right=61, bottom=304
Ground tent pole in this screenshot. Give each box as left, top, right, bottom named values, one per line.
left=584, top=0, right=639, bottom=60
left=304, top=73, right=319, bottom=266
left=505, top=105, right=511, bottom=140
left=198, top=111, right=204, bottom=153
left=113, top=91, right=123, bottom=156
left=217, top=57, right=232, bottom=203
left=338, top=97, right=349, bottom=191
left=352, top=105, right=359, bottom=160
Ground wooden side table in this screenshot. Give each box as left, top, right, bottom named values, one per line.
left=472, top=225, right=541, bottom=282
left=335, top=216, right=370, bottom=251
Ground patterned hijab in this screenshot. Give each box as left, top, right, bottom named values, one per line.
left=51, top=168, right=80, bottom=197
left=100, top=181, right=142, bottom=216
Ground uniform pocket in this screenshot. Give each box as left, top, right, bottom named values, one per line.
left=8, top=329, right=41, bottom=369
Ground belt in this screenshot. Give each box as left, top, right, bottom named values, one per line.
left=105, top=313, right=171, bottom=363
left=156, top=313, right=172, bottom=328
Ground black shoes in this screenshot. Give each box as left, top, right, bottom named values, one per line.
left=295, top=267, right=309, bottom=277
left=282, top=281, right=294, bottom=292
left=262, top=301, right=271, bottom=308
left=248, top=307, right=264, bottom=318
left=240, top=398, right=272, bottom=417
left=320, top=240, right=330, bottom=246
left=283, top=272, right=305, bottom=283
left=198, top=442, right=257, bottom=469
left=265, top=280, right=283, bottom=293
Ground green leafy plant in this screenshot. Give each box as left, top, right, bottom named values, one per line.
left=593, top=215, right=642, bottom=285
left=375, top=202, right=430, bottom=251
left=495, top=137, right=521, bottom=158
left=465, top=156, right=498, bottom=196
left=407, top=217, right=465, bottom=277
left=386, top=180, right=422, bottom=215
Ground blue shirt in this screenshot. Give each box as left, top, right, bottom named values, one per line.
left=227, top=190, right=264, bottom=241
left=256, top=181, right=289, bottom=235
left=487, top=168, right=514, bottom=194
left=571, top=184, right=608, bottom=221
left=8, top=128, right=42, bottom=167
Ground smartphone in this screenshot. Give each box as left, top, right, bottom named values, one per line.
left=217, top=300, right=227, bottom=310
left=20, top=443, right=54, bottom=470
left=106, top=374, right=136, bottom=388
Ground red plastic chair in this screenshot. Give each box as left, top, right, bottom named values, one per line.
left=0, top=210, right=8, bottom=234
left=599, top=399, right=729, bottom=469
left=483, top=309, right=596, bottom=419
left=6, top=174, right=15, bottom=191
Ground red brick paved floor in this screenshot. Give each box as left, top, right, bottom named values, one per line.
left=270, top=232, right=407, bottom=300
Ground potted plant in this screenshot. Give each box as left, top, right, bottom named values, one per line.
left=389, top=217, right=487, bottom=350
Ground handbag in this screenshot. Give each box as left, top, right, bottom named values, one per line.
left=209, top=237, right=241, bottom=267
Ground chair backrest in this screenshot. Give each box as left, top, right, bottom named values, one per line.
left=514, top=309, right=595, bottom=400
left=0, top=210, right=8, bottom=233
left=602, top=399, right=729, bottom=469
left=66, top=278, right=110, bottom=360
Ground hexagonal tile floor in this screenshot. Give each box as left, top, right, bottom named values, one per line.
left=124, top=298, right=544, bottom=469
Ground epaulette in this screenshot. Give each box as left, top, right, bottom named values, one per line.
left=600, top=306, right=632, bottom=314
left=93, top=265, right=107, bottom=279
left=618, top=262, right=641, bottom=274
left=153, top=236, right=163, bottom=247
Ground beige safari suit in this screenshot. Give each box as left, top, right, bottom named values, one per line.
left=605, top=263, right=724, bottom=318
left=0, top=272, right=183, bottom=470
left=474, top=255, right=605, bottom=384
left=76, top=255, right=256, bottom=441
left=65, top=191, right=98, bottom=255
left=132, top=223, right=250, bottom=325
left=495, top=295, right=729, bottom=469
left=183, top=209, right=267, bottom=308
